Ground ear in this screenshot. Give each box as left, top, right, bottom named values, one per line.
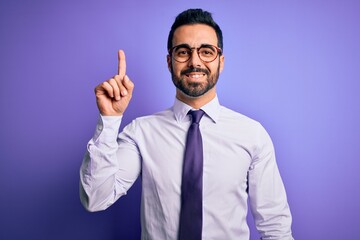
left=219, top=54, right=225, bottom=73
left=167, top=54, right=172, bottom=72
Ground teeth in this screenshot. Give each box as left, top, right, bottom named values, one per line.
left=189, top=74, right=203, bottom=79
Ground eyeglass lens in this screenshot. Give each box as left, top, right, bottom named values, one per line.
left=173, top=45, right=219, bottom=63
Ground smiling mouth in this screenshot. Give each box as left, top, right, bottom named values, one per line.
left=185, top=73, right=206, bottom=79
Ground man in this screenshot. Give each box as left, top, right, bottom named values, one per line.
left=80, top=8, right=293, bottom=240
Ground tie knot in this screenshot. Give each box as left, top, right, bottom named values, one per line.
left=189, top=110, right=205, bottom=124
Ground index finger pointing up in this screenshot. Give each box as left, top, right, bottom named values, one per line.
left=118, top=49, right=126, bottom=78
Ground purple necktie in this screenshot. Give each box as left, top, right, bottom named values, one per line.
left=179, top=110, right=205, bottom=240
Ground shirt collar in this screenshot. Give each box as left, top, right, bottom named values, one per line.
left=173, top=95, right=221, bottom=123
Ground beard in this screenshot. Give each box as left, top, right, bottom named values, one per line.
left=171, top=64, right=220, bottom=98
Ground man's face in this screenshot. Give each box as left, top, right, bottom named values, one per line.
left=167, top=24, right=224, bottom=99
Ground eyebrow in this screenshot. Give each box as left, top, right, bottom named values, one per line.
left=174, top=43, right=216, bottom=49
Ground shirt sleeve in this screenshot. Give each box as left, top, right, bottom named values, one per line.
left=79, top=115, right=141, bottom=212
left=248, top=123, right=294, bottom=240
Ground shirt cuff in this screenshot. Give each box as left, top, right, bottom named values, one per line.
left=92, top=115, right=123, bottom=142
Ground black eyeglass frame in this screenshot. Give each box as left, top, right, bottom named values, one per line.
left=169, top=44, right=223, bottom=63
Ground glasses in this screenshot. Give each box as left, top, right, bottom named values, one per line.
left=169, top=44, right=222, bottom=63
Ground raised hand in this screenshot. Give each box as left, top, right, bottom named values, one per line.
left=94, top=50, right=134, bottom=116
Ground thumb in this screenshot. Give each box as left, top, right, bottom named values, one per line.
left=123, top=75, right=134, bottom=95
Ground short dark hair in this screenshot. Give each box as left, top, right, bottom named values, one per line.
left=167, top=9, right=223, bottom=52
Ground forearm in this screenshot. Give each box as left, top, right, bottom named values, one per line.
left=249, top=124, right=294, bottom=239
left=80, top=148, right=123, bottom=212
left=249, top=166, right=293, bottom=239
left=80, top=115, right=141, bottom=212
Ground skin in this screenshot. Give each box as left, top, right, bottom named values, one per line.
left=167, top=24, right=224, bottom=109
left=95, top=24, right=224, bottom=115
left=94, top=50, right=134, bottom=116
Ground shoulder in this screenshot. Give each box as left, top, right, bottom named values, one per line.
left=219, top=105, right=275, bottom=155
left=135, top=108, right=174, bottom=123
left=219, top=106, right=261, bottom=128
left=218, top=105, right=271, bottom=141
left=123, top=108, right=175, bottom=131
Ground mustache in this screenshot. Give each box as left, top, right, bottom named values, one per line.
left=181, top=67, right=209, bottom=75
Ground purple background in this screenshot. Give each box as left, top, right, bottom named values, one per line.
left=1, top=0, right=359, bottom=239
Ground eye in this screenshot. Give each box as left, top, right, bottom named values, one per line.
left=175, top=48, right=191, bottom=57
left=199, top=47, right=215, bottom=56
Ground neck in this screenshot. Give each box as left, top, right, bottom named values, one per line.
left=176, top=88, right=216, bottom=109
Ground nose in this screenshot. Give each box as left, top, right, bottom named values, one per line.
left=187, top=50, right=203, bottom=68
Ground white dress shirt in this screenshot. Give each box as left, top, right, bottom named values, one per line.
left=80, top=96, right=293, bottom=240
